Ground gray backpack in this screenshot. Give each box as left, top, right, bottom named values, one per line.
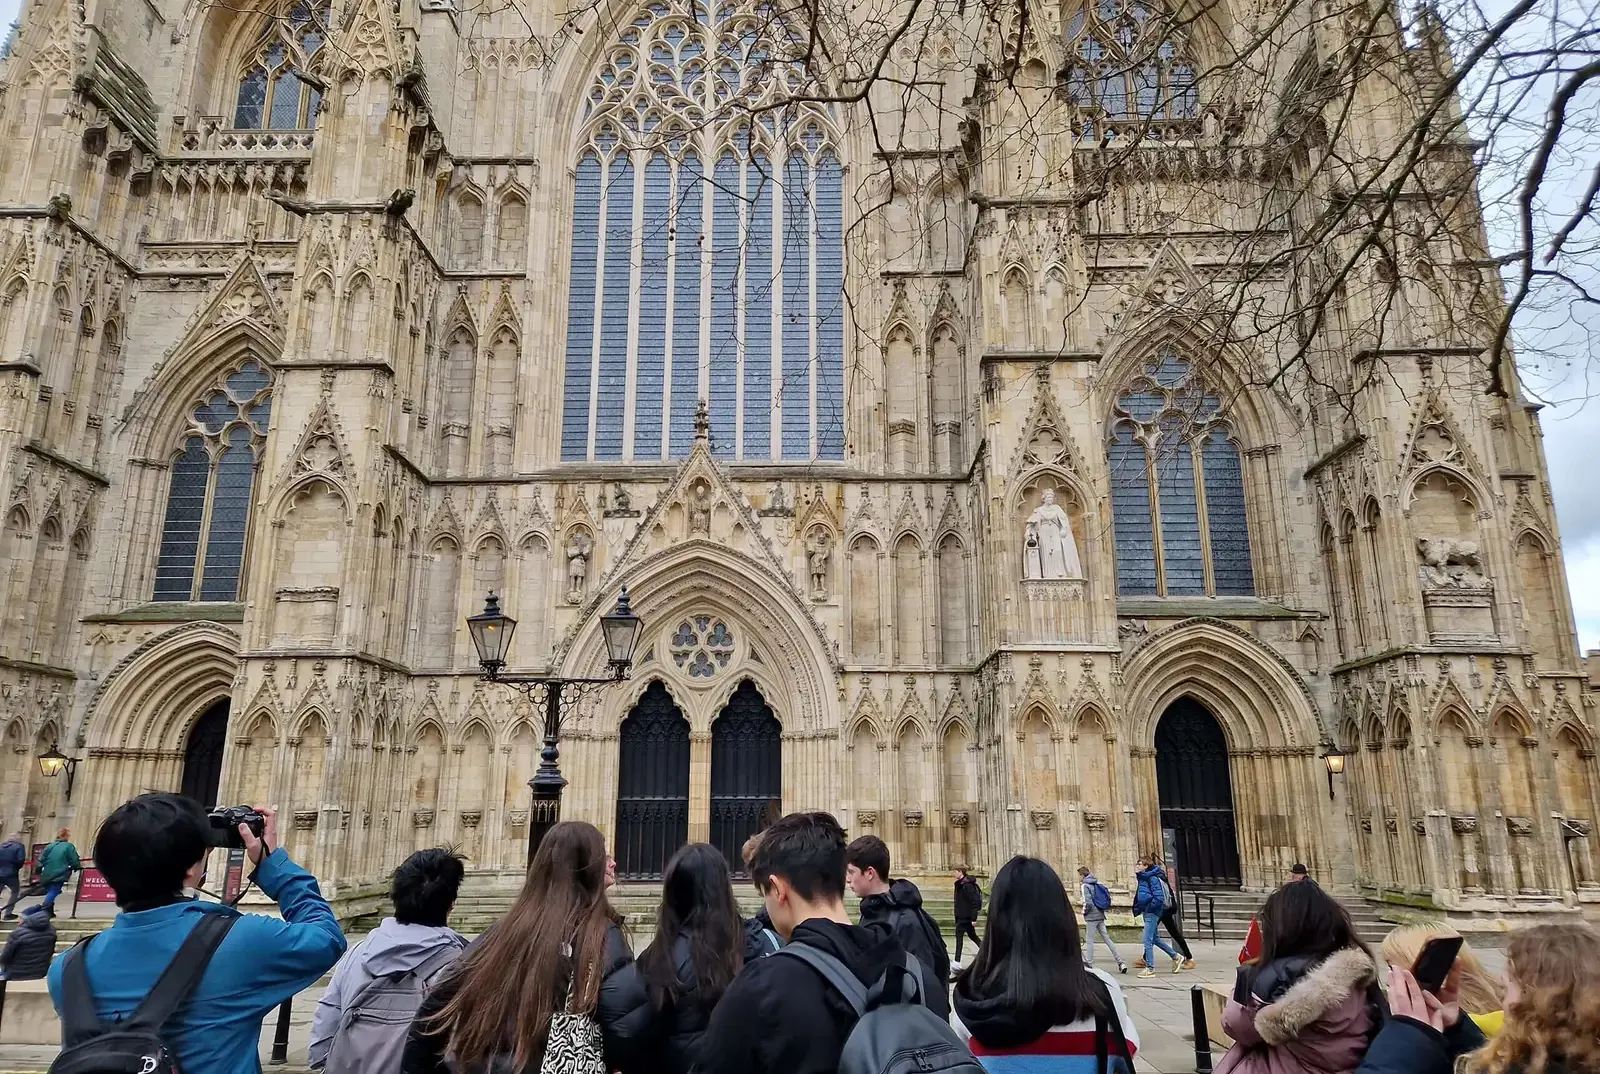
left=322, top=943, right=463, bottom=1074
left=777, top=944, right=983, bottom=1074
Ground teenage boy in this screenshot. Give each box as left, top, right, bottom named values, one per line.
left=846, top=834, right=950, bottom=1016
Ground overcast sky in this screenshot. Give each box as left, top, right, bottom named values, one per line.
left=0, top=0, right=1593, bottom=651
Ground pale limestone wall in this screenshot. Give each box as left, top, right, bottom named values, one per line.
left=0, top=0, right=1593, bottom=920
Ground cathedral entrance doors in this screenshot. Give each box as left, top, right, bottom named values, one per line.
left=1155, top=698, right=1242, bottom=887
left=181, top=699, right=231, bottom=811
left=614, top=681, right=691, bottom=880
left=709, top=680, right=782, bottom=878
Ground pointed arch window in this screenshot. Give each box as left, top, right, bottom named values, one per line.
left=232, top=1, right=331, bottom=130
left=152, top=361, right=273, bottom=601
left=560, top=0, right=845, bottom=463
left=1065, top=0, right=1199, bottom=134
left=1107, top=351, right=1253, bottom=596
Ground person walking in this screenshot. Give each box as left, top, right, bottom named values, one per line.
left=636, top=843, right=769, bottom=1074
left=403, top=821, right=650, bottom=1074
left=0, top=904, right=56, bottom=980
left=30, top=829, right=79, bottom=916
left=1133, top=857, right=1181, bottom=978
left=308, top=848, right=469, bottom=1073
left=1380, top=923, right=1504, bottom=1036
left=1075, top=866, right=1127, bottom=974
left=1150, top=854, right=1195, bottom=970
left=1213, top=881, right=1380, bottom=1074
left=952, top=856, right=1140, bottom=1071
left=846, top=834, right=951, bottom=1017
left=954, top=867, right=983, bottom=966
left=0, top=832, right=25, bottom=919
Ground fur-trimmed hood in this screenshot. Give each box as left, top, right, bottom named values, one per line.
left=1253, top=948, right=1378, bottom=1045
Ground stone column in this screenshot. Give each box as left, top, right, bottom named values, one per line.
left=688, top=729, right=712, bottom=843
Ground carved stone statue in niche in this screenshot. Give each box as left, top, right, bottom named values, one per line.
left=688, top=483, right=713, bottom=535
left=565, top=529, right=593, bottom=603
left=1023, top=489, right=1082, bottom=579
left=1416, top=537, right=1488, bottom=589
left=805, top=528, right=832, bottom=600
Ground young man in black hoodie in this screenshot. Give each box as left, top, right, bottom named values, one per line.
left=846, top=834, right=951, bottom=1017
left=698, top=812, right=931, bottom=1074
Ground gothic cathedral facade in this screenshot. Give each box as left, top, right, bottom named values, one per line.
left=0, top=0, right=1595, bottom=919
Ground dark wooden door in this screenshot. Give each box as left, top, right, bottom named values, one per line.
left=710, top=680, right=782, bottom=877
left=181, top=699, right=231, bottom=810
left=1155, top=697, right=1242, bottom=887
left=614, top=681, right=690, bottom=880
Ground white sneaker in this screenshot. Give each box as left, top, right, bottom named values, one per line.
left=1138, top=968, right=1157, bottom=979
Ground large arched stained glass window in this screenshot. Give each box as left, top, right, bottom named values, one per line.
left=1064, top=0, right=1198, bottom=131
left=1107, top=352, right=1252, bottom=597
left=232, top=1, right=330, bottom=130
left=560, top=0, right=845, bottom=463
left=153, top=361, right=273, bottom=601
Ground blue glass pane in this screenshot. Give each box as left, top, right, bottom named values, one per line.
left=1203, top=430, right=1254, bottom=595
left=193, top=392, right=233, bottom=433
left=595, top=154, right=634, bottom=461
left=1135, top=64, right=1159, bottom=116
left=635, top=154, right=672, bottom=459
left=562, top=154, right=602, bottom=460
left=200, top=428, right=256, bottom=601
left=227, top=361, right=270, bottom=400
left=670, top=155, right=703, bottom=457
left=781, top=152, right=811, bottom=460
left=247, top=397, right=273, bottom=433
left=235, top=68, right=267, bottom=129
left=1098, top=73, right=1126, bottom=117
left=1155, top=420, right=1203, bottom=594
left=1120, top=383, right=1165, bottom=421
left=709, top=153, right=740, bottom=459
left=1109, top=425, right=1156, bottom=595
left=153, top=438, right=210, bottom=600
left=268, top=73, right=302, bottom=129
left=815, top=153, right=845, bottom=459
left=743, top=151, right=773, bottom=459
left=1151, top=351, right=1188, bottom=386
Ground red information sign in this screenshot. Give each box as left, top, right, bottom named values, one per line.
left=73, top=866, right=116, bottom=912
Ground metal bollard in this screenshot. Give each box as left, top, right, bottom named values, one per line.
left=1190, top=985, right=1213, bottom=1073
left=270, top=997, right=292, bottom=1065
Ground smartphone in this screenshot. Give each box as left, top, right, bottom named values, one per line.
left=1411, top=936, right=1464, bottom=994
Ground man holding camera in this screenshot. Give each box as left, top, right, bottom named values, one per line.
left=46, top=793, right=347, bottom=1074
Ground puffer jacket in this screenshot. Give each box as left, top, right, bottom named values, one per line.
left=1214, top=947, right=1381, bottom=1074
left=1132, top=865, right=1168, bottom=915
left=1, top=907, right=56, bottom=979
left=640, top=925, right=773, bottom=1074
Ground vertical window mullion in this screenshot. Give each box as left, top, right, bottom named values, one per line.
left=192, top=439, right=222, bottom=599
left=586, top=152, right=611, bottom=461
left=1192, top=433, right=1215, bottom=595
left=1145, top=429, right=1165, bottom=596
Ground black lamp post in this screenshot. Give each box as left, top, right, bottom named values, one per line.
left=468, top=587, right=643, bottom=862
left=1321, top=746, right=1346, bottom=801
left=37, top=743, right=80, bottom=800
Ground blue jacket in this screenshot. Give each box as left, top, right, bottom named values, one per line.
left=1354, top=1013, right=1486, bottom=1074
left=0, top=839, right=25, bottom=880
left=1132, top=865, right=1167, bottom=916
left=48, top=849, right=347, bottom=1074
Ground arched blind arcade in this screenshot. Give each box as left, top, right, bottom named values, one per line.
left=1107, top=352, right=1252, bottom=597
left=560, top=0, right=845, bottom=462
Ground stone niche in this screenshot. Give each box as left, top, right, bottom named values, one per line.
left=272, top=586, right=340, bottom=646
left=1015, top=474, right=1091, bottom=644
left=1411, top=471, right=1495, bottom=643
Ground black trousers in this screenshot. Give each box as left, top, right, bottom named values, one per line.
left=954, top=919, right=980, bottom=962
left=1159, top=908, right=1192, bottom=959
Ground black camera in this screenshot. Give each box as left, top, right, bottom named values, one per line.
left=206, top=805, right=267, bottom=849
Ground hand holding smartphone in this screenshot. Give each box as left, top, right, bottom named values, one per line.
left=1411, top=935, right=1464, bottom=994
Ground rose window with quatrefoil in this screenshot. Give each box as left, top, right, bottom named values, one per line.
left=669, top=617, right=736, bottom=679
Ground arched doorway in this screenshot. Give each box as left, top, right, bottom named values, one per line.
left=614, top=681, right=690, bottom=880
left=181, top=699, right=231, bottom=810
left=710, top=679, right=782, bottom=877
left=1155, top=697, right=1241, bottom=887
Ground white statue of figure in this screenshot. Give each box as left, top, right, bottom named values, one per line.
left=1023, top=489, right=1082, bottom=579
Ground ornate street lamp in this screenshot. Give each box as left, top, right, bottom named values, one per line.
left=1321, top=746, right=1346, bottom=801
left=37, top=743, right=81, bottom=800
left=468, top=587, right=643, bottom=861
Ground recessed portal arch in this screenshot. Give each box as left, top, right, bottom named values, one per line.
left=614, top=680, right=690, bottom=881
left=710, top=679, right=782, bottom=876
left=1154, top=697, right=1241, bottom=886
left=181, top=699, right=231, bottom=810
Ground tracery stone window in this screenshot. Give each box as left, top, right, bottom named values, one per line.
left=1064, top=0, right=1198, bottom=132
left=560, top=0, right=845, bottom=463
left=152, top=361, right=273, bottom=601
left=1107, top=352, right=1252, bottom=597
left=232, top=1, right=331, bottom=130
left=669, top=616, right=735, bottom=678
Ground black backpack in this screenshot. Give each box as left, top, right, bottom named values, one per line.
left=777, top=944, right=982, bottom=1074
left=50, top=914, right=238, bottom=1074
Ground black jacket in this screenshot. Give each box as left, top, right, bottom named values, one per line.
left=402, top=922, right=651, bottom=1074
left=639, top=924, right=772, bottom=1074
left=858, top=879, right=951, bottom=1018
left=0, top=910, right=56, bottom=979
left=696, top=918, right=920, bottom=1074
left=742, top=908, right=782, bottom=956
left=1354, top=1013, right=1486, bottom=1074
left=954, top=876, right=982, bottom=923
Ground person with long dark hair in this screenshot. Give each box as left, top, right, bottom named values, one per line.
left=952, top=856, right=1140, bottom=1071
left=1213, top=881, right=1380, bottom=1074
left=401, top=821, right=651, bottom=1074
left=635, top=843, right=768, bottom=1074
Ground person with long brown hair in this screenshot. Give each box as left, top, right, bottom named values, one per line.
left=1356, top=921, right=1600, bottom=1074
left=401, top=821, right=651, bottom=1074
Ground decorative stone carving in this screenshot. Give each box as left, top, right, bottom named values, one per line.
left=1506, top=815, right=1534, bottom=836
left=688, top=482, right=713, bottom=535
left=1417, top=537, right=1488, bottom=589
left=947, top=810, right=970, bottom=827
left=565, top=528, right=593, bottom=603
left=1562, top=818, right=1593, bottom=839
left=293, top=810, right=318, bottom=830
left=1385, top=817, right=1399, bottom=835
left=508, top=809, right=530, bottom=826
left=460, top=810, right=483, bottom=828
left=1450, top=814, right=1478, bottom=834
left=1412, top=819, right=1428, bottom=836
left=1360, top=817, right=1373, bottom=833
left=806, top=528, right=832, bottom=601
left=1083, top=810, right=1109, bottom=831
left=1117, top=619, right=1149, bottom=640
left=903, top=809, right=923, bottom=828
left=1030, top=810, right=1055, bottom=830
left=412, top=809, right=436, bottom=828
left=1023, top=490, right=1082, bottom=579
left=857, top=810, right=878, bottom=827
